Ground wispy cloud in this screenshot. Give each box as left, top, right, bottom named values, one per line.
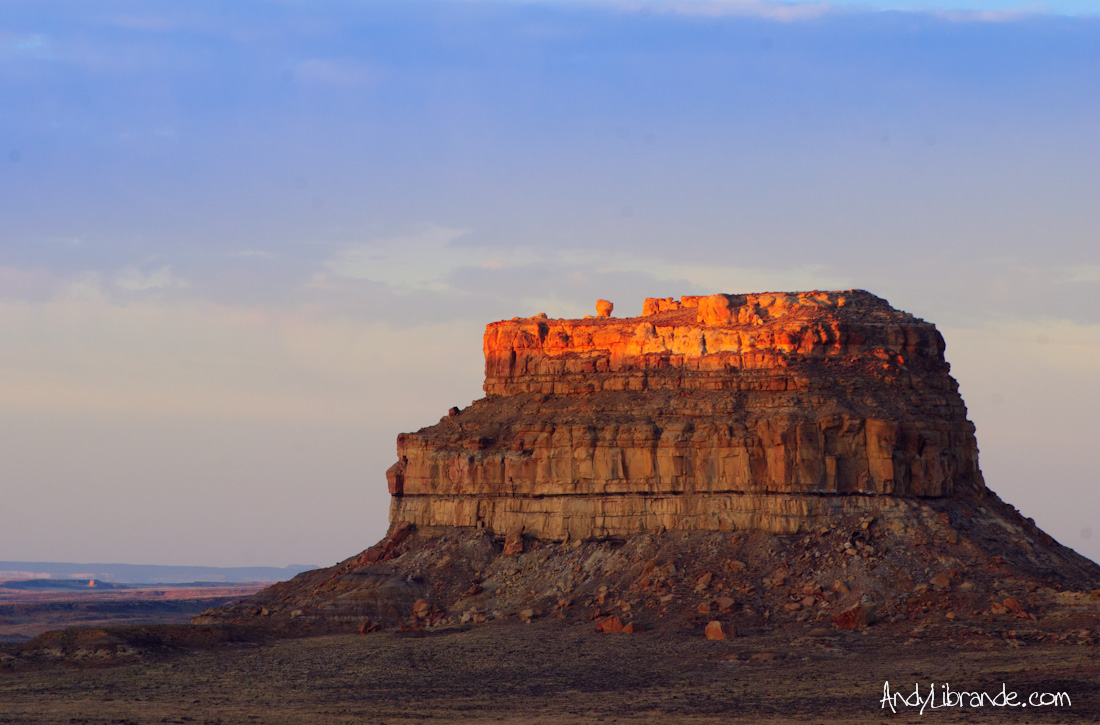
left=324, top=224, right=478, bottom=291
left=531, top=0, right=838, bottom=20
left=534, top=0, right=1070, bottom=21
left=228, top=250, right=280, bottom=260
left=113, top=265, right=189, bottom=292
left=0, top=265, right=57, bottom=300
left=318, top=222, right=850, bottom=317
left=644, top=0, right=836, bottom=21
left=289, top=58, right=378, bottom=87
left=0, top=284, right=482, bottom=422
left=930, top=6, right=1040, bottom=22
left=1063, top=265, right=1100, bottom=284
left=0, top=32, right=54, bottom=60
left=108, top=14, right=191, bottom=32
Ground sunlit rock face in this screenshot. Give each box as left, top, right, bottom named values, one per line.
left=387, top=290, right=986, bottom=539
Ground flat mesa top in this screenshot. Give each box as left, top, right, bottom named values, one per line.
left=479, top=289, right=949, bottom=401
left=488, top=290, right=921, bottom=331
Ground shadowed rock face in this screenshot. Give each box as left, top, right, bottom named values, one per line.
left=387, top=290, right=986, bottom=540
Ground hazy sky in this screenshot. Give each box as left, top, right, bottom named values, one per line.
left=2, top=0, right=1098, bottom=568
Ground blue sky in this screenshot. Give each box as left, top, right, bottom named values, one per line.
left=1, top=0, right=1098, bottom=566
left=793, top=0, right=1096, bottom=12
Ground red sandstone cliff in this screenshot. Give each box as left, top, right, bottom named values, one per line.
left=387, top=291, right=985, bottom=540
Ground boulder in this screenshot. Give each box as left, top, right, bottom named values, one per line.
left=832, top=603, right=874, bottom=630
left=503, top=526, right=525, bottom=556
left=705, top=620, right=735, bottom=640
left=596, top=615, right=624, bottom=633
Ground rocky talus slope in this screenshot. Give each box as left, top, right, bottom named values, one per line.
left=194, top=291, right=1100, bottom=644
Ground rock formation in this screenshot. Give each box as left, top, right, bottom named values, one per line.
left=198, top=290, right=1100, bottom=641
left=388, top=290, right=983, bottom=540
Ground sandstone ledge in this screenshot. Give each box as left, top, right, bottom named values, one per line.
left=484, top=290, right=945, bottom=397
left=390, top=491, right=923, bottom=540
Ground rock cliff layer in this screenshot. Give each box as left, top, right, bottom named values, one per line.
left=387, top=291, right=985, bottom=540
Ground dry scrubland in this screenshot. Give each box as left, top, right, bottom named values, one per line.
left=0, top=583, right=265, bottom=641
left=2, top=620, right=1099, bottom=724
left=6, top=518, right=1100, bottom=725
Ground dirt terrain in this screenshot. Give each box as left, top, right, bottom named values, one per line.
left=2, top=620, right=1098, bottom=724
left=5, top=511, right=1100, bottom=724
left=0, top=582, right=266, bottom=641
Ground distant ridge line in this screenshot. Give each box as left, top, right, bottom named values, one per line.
left=0, top=561, right=318, bottom=585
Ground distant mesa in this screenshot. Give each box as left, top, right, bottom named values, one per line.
left=0, top=578, right=124, bottom=591
left=0, top=562, right=316, bottom=585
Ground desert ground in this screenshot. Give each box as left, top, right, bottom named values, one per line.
left=2, top=619, right=1098, bottom=724
left=0, top=581, right=266, bottom=642
left=6, top=515, right=1096, bottom=724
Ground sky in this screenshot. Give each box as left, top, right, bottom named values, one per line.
left=1, top=0, right=1098, bottom=568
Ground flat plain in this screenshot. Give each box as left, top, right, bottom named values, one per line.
left=0, top=582, right=266, bottom=642
left=2, top=620, right=1098, bottom=724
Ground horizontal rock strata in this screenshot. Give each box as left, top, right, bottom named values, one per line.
left=387, top=290, right=985, bottom=539
left=390, top=492, right=923, bottom=540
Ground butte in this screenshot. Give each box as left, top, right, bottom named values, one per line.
left=200, top=291, right=1100, bottom=636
